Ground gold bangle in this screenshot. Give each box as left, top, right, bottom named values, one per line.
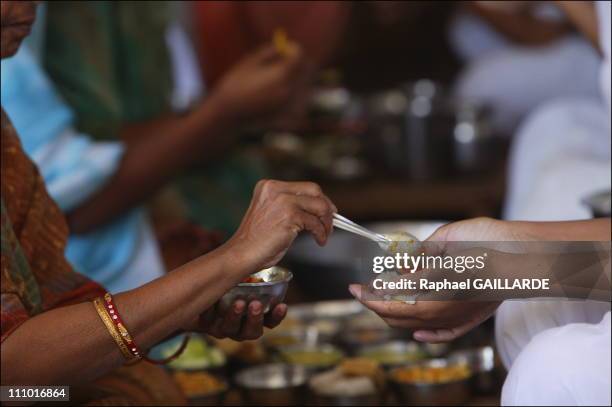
left=93, top=297, right=139, bottom=362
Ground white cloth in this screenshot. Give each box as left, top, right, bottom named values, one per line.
left=499, top=304, right=611, bottom=406
left=496, top=2, right=612, bottom=405
left=450, top=11, right=601, bottom=134
left=503, top=98, right=611, bottom=221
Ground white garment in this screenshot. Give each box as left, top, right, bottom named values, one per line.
left=503, top=98, right=611, bottom=221
left=450, top=11, right=601, bottom=135
left=496, top=2, right=612, bottom=405
left=499, top=304, right=611, bottom=406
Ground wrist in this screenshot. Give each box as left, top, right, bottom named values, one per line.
left=206, top=87, right=245, bottom=127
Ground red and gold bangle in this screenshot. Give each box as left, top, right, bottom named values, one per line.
left=93, top=297, right=139, bottom=362
left=102, top=293, right=143, bottom=359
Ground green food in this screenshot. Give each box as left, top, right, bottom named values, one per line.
left=165, top=337, right=226, bottom=370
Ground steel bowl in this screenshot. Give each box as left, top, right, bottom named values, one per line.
left=582, top=189, right=611, bottom=218
left=358, top=340, right=427, bottom=369
left=219, top=267, right=292, bottom=314
left=448, top=346, right=502, bottom=394
left=388, top=358, right=472, bottom=405
left=279, top=344, right=345, bottom=371
left=235, top=363, right=310, bottom=405
left=263, top=326, right=326, bottom=352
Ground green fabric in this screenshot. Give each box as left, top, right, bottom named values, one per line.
left=43, top=1, right=174, bottom=140
left=41, top=1, right=268, bottom=234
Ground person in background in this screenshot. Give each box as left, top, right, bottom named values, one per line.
left=42, top=1, right=312, bottom=238
left=1, top=2, right=309, bottom=292
left=450, top=0, right=601, bottom=135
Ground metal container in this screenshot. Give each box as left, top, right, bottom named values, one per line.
left=357, top=340, right=427, bottom=368
left=366, top=79, right=496, bottom=181
left=263, top=326, right=328, bottom=352
left=235, top=364, right=310, bottom=405
left=449, top=346, right=502, bottom=395
left=219, top=267, right=292, bottom=313
left=582, top=190, right=611, bottom=218
left=279, top=344, right=345, bottom=371
left=388, top=359, right=471, bottom=405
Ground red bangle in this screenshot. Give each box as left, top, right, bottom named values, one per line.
left=102, top=292, right=191, bottom=365
left=103, top=293, right=142, bottom=359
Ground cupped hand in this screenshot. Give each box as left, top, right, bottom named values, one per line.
left=227, top=179, right=336, bottom=271
left=194, top=300, right=287, bottom=341
left=349, top=217, right=525, bottom=343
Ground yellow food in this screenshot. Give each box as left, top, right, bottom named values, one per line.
left=392, top=363, right=471, bottom=384
left=340, top=357, right=381, bottom=377
left=173, top=371, right=226, bottom=398
left=273, top=28, right=294, bottom=56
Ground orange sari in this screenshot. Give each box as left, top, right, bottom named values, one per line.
left=1, top=109, right=185, bottom=405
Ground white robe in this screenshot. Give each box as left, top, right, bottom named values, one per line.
left=497, top=2, right=611, bottom=405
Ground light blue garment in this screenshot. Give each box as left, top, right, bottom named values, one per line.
left=1, top=44, right=145, bottom=293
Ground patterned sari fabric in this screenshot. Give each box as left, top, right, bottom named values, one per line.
left=0, top=109, right=185, bottom=405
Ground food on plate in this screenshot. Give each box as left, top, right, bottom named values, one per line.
left=165, top=336, right=226, bottom=370
left=213, top=338, right=266, bottom=364
left=281, top=345, right=344, bottom=368
left=309, top=358, right=385, bottom=398
left=359, top=344, right=426, bottom=366
left=173, top=371, right=226, bottom=398
left=391, top=363, right=471, bottom=384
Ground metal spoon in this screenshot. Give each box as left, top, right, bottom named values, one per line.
left=332, top=213, right=393, bottom=251
left=332, top=213, right=420, bottom=253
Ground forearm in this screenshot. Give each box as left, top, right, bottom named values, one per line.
left=1, top=244, right=249, bottom=386
left=511, top=218, right=611, bottom=241
left=66, top=95, right=238, bottom=233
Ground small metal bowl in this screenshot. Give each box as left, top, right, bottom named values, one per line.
left=264, top=326, right=327, bottom=353
left=279, top=344, right=345, bottom=371
left=358, top=340, right=427, bottom=369
left=388, top=358, right=472, bottom=405
left=235, top=363, right=310, bottom=405
left=340, top=327, right=395, bottom=353
left=449, top=346, right=501, bottom=395
left=219, top=267, right=292, bottom=313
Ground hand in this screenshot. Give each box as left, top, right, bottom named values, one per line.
left=189, top=300, right=287, bottom=341
left=226, top=179, right=336, bottom=271
left=350, top=218, right=520, bottom=343
left=211, top=44, right=309, bottom=122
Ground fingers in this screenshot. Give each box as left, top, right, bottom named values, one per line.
left=348, top=284, right=422, bottom=320
left=239, top=301, right=265, bottom=340
left=413, top=321, right=476, bottom=343
left=217, top=300, right=246, bottom=337
left=264, top=303, right=288, bottom=329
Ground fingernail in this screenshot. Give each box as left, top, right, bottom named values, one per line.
left=348, top=284, right=361, bottom=299
left=251, top=303, right=262, bottom=316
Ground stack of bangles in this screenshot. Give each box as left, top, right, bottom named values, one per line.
left=93, top=292, right=190, bottom=365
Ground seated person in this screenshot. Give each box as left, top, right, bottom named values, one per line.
left=450, top=1, right=601, bottom=135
